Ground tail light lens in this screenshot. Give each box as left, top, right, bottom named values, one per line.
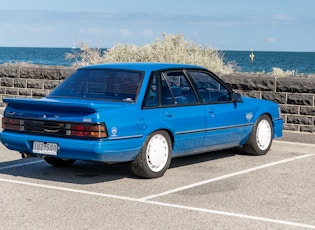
left=69, top=123, right=107, bottom=138
left=2, top=117, right=24, bottom=131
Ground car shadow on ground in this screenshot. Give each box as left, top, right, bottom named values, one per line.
left=0, top=149, right=236, bottom=185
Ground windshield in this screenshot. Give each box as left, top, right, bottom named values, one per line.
left=48, top=69, right=143, bottom=102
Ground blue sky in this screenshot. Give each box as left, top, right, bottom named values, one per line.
left=1, top=0, right=314, bottom=51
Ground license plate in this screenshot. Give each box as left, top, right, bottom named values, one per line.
left=33, top=142, right=58, bottom=155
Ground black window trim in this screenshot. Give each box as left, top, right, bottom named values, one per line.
left=141, top=67, right=238, bottom=110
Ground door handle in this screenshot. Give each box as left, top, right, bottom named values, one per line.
left=208, top=108, right=215, bottom=113
left=165, top=112, right=174, bottom=118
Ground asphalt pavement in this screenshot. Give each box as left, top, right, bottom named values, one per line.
left=0, top=107, right=314, bottom=229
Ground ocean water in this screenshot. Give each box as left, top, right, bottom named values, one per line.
left=0, top=47, right=315, bottom=74
left=223, top=50, right=315, bottom=74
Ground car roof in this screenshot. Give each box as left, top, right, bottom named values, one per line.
left=79, top=62, right=207, bottom=72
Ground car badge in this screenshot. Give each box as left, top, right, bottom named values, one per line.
left=111, top=127, right=118, bottom=137
left=246, top=113, right=253, bottom=121
left=83, top=118, right=92, bottom=122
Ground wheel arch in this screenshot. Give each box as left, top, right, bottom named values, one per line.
left=161, top=129, right=175, bottom=149
left=146, top=128, right=175, bottom=149
left=252, top=111, right=273, bottom=126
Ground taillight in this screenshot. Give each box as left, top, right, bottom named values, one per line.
left=2, top=117, right=24, bottom=131
left=69, top=123, right=107, bottom=138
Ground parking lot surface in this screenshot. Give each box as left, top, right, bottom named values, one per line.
left=0, top=135, right=314, bottom=229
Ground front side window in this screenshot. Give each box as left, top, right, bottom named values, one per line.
left=49, top=69, right=143, bottom=102
left=188, top=71, right=232, bottom=103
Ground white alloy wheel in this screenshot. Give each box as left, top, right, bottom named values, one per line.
left=130, top=130, right=172, bottom=178
left=243, top=115, right=273, bottom=156
left=256, top=119, right=272, bottom=150
left=146, top=133, right=169, bottom=172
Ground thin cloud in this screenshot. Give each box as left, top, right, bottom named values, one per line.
left=120, top=29, right=133, bottom=37
left=272, top=14, right=296, bottom=22
left=267, top=38, right=277, bottom=43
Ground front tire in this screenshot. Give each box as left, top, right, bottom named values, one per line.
left=44, top=157, right=76, bottom=167
left=130, top=130, right=172, bottom=179
left=243, top=115, right=273, bottom=156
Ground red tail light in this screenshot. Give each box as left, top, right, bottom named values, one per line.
left=69, top=123, right=107, bottom=138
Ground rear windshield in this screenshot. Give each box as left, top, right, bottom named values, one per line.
left=48, top=69, right=143, bottom=102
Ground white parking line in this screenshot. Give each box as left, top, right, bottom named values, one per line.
left=0, top=159, right=43, bottom=170
left=139, top=153, right=315, bottom=201
left=274, top=140, right=315, bottom=148
left=146, top=200, right=315, bottom=229
left=0, top=176, right=314, bottom=229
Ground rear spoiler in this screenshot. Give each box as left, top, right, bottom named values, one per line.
left=3, top=98, right=99, bottom=113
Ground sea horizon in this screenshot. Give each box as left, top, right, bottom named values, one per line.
left=1, top=47, right=315, bottom=74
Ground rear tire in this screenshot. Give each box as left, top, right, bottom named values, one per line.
left=243, top=115, right=273, bottom=156
left=130, top=130, right=172, bottom=179
left=44, top=157, right=76, bottom=167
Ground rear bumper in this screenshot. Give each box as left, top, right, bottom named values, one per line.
left=273, top=118, right=283, bottom=139
left=0, top=131, right=143, bottom=163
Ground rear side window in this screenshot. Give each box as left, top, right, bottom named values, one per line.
left=188, top=71, right=232, bottom=103
left=49, top=69, right=143, bottom=102
left=161, top=71, right=197, bottom=105
left=144, top=71, right=197, bottom=107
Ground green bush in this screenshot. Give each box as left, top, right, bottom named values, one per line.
left=66, top=33, right=237, bottom=74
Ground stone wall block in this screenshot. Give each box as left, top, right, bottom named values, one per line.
left=280, top=105, right=299, bottom=114
left=19, top=89, right=32, bottom=96
left=262, top=92, right=286, bottom=104
left=32, top=90, right=49, bottom=98
left=300, top=107, right=315, bottom=116
left=14, top=79, right=27, bottom=88
left=44, top=80, right=61, bottom=90
left=0, top=66, right=19, bottom=78
left=287, top=94, right=313, bottom=106
left=277, top=77, right=315, bottom=93
left=287, top=115, right=313, bottom=125
left=27, top=79, right=44, bottom=89
left=222, top=76, right=275, bottom=91
left=300, top=126, right=315, bottom=133
left=0, top=87, right=5, bottom=94
left=20, top=67, right=57, bottom=80
left=5, top=88, right=18, bottom=95
left=1, top=78, right=14, bottom=87
left=239, top=91, right=261, bottom=99
left=283, top=124, right=299, bottom=131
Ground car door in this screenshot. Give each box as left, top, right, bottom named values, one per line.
left=143, top=71, right=206, bottom=155
left=188, top=70, right=247, bottom=148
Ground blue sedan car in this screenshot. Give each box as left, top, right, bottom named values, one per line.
left=1, top=63, right=283, bottom=178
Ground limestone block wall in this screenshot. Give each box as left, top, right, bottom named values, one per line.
left=222, top=73, right=315, bottom=133
left=0, top=65, right=74, bottom=101
left=0, top=65, right=314, bottom=133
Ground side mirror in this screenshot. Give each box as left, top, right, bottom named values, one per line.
left=232, top=92, right=243, bottom=103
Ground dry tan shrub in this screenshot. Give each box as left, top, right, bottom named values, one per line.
left=66, top=34, right=237, bottom=74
